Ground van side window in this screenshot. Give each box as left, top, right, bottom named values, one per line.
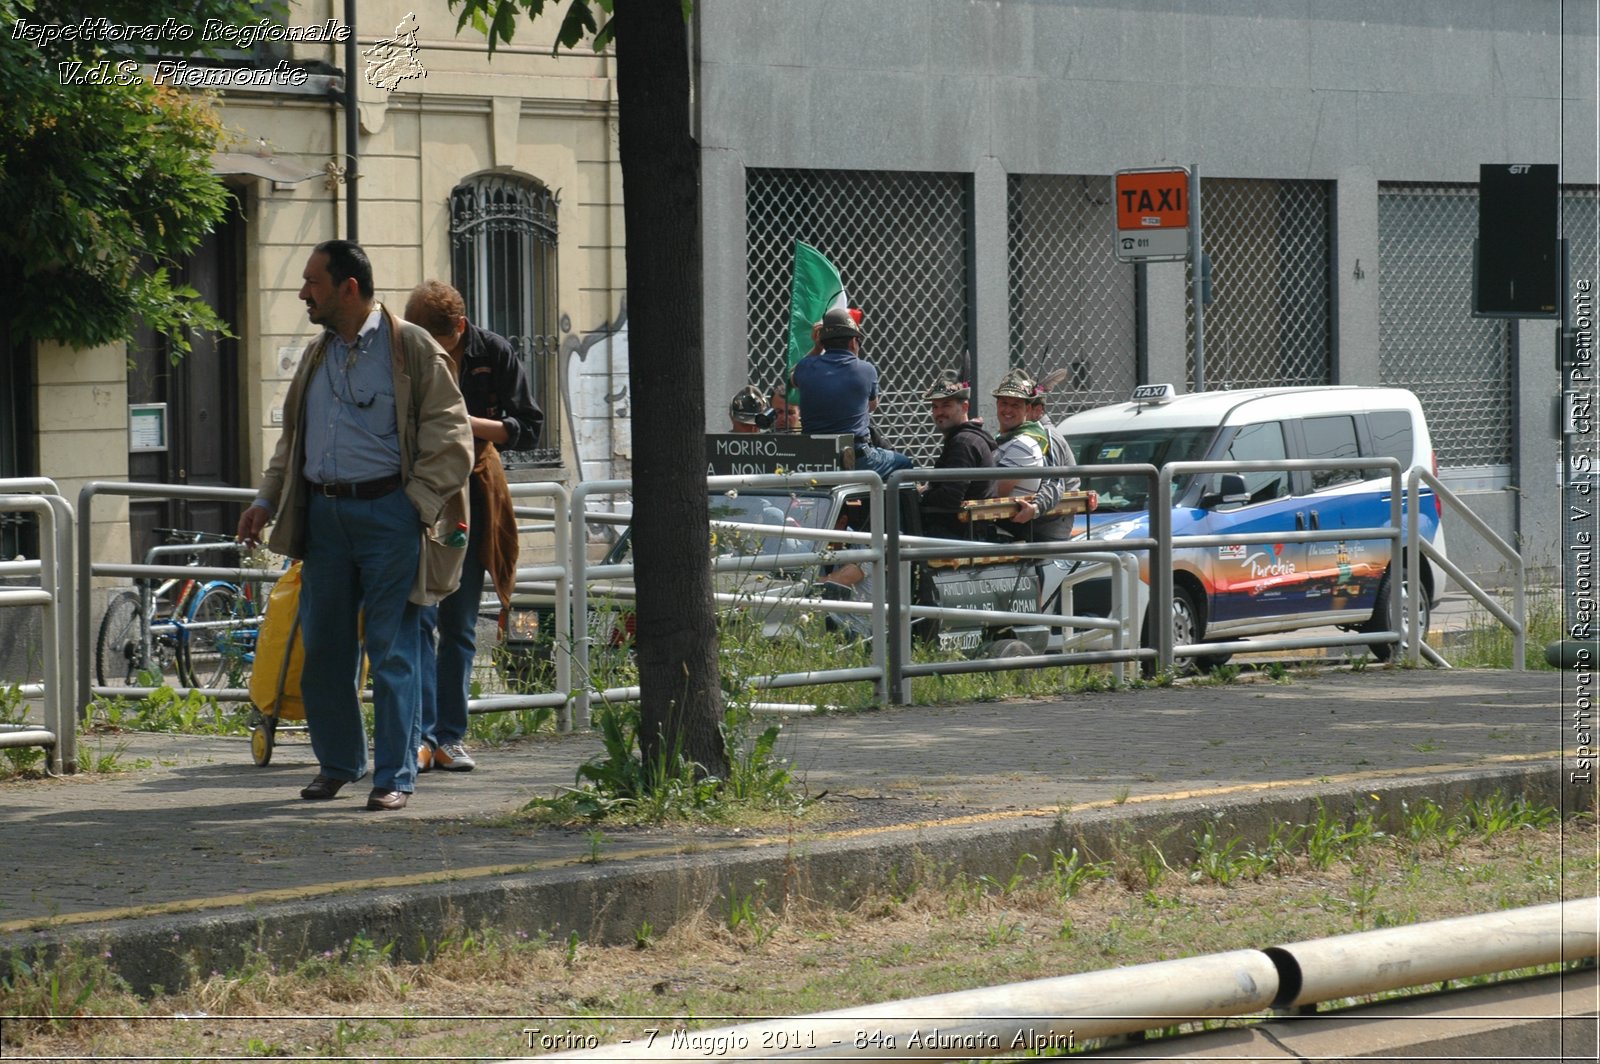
left=1303, top=415, right=1361, bottom=490
left=1368, top=411, right=1415, bottom=473
left=1224, top=421, right=1289, bottom=503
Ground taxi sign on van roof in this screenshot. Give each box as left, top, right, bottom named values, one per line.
left=1130, top=383, right=1178, bottom=405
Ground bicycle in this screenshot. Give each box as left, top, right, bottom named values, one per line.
left=94, top=528, right=259, bottom=691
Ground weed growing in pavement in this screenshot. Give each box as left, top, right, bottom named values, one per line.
left=1305, top=798, right=1386, bottom=870
left=1189, top=823, right=1247, bottom=886
left=1401, top=797, right=1462, bottom=850
left=78, top=737, right=133, bottom=775
left=1, top=945, right=133, bottom=1041
left=1048, top=847, right=1111, bottom=899
left=87, top=686, right=246, bottom=737
left=725, top=885, right=776, bottom=946
left=978, top=854, right=1040, bottom=897
left=519, top=687, right=811, bottom=826
left=1460, top=792, right=1560, bottom=840
left=469, top=705, right=556, bottom=744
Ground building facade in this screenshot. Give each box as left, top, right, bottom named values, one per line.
left=18, top=1, right=626, bottom=568
left=695, top=0, right=1599, bottom=582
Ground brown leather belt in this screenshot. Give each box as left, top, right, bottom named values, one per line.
left=306, top=474, right=402, bottom=500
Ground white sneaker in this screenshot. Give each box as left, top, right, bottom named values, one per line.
left=433, top=742, right=476, bottom=772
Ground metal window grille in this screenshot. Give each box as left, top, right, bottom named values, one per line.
left=449, top=175, right=562, bottom=467
left=1007, top=174, right=1138, bottom=422
left=1377, top=184, right=1511, bottom=470
left=746, top=169, right=971, bottom=462
left=1566, top=187, right=1599, bottom=301
left=1562, top=187, right=1599, bottom=617
left=1186, top=178, right=1333, bottom=389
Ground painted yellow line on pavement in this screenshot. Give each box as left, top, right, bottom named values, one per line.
left=816, top=751, right=1567, bottom=839
left=1, top=751, right=1564, bottom=934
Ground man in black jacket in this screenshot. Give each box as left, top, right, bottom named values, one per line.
left=918, top=370, right=996, bottom=538
left=404, top=281, right=543, bottom=774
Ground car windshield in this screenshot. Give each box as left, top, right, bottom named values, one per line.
left=608, top=492, right=834, bottom=565
left=1064, top=427, right=1216, bottom=513
left=707, top=491, right=832, bottom=556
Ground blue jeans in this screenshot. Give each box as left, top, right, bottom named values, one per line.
left=298, top=489, right=422, bottom=793
left=859, top=443, right=914, bottom=481
left=420, top=508, right=486, bottom=748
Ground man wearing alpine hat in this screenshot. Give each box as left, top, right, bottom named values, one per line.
left=918, top=369, right=996, bottom=538
left=791, top=307, right=913, bottom=479
left=991, top=367, right=1074, bottom=541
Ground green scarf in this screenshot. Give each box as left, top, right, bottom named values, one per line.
left=998, top=420, right=1050, bottom=455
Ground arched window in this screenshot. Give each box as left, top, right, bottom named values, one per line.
left=449, top=175, right=561, bottom=466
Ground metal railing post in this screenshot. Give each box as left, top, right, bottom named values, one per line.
left=1152, top=465, right=1175, bottom=673
left=884, top=469, right=907, bottom=705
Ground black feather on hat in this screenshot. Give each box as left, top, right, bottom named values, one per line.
left=922, top=366, right=971, bottom=401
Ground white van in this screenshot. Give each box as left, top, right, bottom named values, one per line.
left=1058, top=385, right=1447, bottom=664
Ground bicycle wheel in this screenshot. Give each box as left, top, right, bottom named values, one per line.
left=181, top=583, right=250, bottom=689
left=96, top=590, right=149, bottom=688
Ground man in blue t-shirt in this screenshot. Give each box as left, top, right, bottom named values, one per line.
left=791, top=307, right=913, bottom=480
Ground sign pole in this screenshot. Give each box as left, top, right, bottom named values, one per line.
left=1190, top=164, right=1206, bottom=393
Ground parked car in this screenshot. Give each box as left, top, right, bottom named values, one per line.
left=497, top=456, right=1070, bottom=689
left=1058, top=383, right=1448, bottom=666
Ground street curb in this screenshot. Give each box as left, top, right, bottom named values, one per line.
left=1, top=760, right=1583, bottom=996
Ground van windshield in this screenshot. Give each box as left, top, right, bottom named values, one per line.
left=609, top=492, right=834, bottom=565
left=1064, top=427, right=1216, bottom=513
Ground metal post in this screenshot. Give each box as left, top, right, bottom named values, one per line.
left=343, top=0, right=359, bottom=243
left=1189, top=164, right=1205, bottom=393
left=884, top=470, right=906, bottom=705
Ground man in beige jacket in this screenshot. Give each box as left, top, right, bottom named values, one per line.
left=237, top=240, right=471, bottom=811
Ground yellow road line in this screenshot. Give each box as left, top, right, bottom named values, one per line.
left=0, top=752, right=1564, bottom=934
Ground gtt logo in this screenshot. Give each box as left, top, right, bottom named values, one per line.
left=1508, top=164, right=1531, bottom=174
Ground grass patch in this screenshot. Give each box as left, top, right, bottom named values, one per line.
left=1448, top=584, right=1563, bottom=669
left=9, top=800, right=1590, bottom=1060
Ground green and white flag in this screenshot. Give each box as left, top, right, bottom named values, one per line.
left=785, top=241, right=848, bottom=403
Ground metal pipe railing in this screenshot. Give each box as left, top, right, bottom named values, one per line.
left=565, top=471, right=886, bottom=728
left=1, top=478, right=75, bottom=770
left=885, top=463, right=1160, bottom=702
left=0, top=494, right=65, bottom=771
left=1159, top=458, right=1404, bottom=671
left=1407, top=465, right=1525, bottom=669
left=537, top=898, right=1597, bottom=1062
left=489, top=482, right=573, bottom=726
left=1268, top=897, right=1594, bottom=1008
left=76, top=482, right=260, bottom=721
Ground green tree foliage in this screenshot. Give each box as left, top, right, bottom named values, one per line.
left=0, top=0, right=267, bottom=354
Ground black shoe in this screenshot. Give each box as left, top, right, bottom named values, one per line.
left=300, top=774, right=348, bottom=800
left=366, top=789, right=409, bottom=811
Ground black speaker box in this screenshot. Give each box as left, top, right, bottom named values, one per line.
left=1474, top=163, right=1559, bottom=318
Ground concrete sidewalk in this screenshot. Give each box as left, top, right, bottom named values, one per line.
left=0, top=666, right=1583, bottom=993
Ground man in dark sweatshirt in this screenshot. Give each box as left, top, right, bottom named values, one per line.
left=918, top=370, right=996, bottom=538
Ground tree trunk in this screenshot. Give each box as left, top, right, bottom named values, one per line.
left=614, top=0, right=728, bottom=779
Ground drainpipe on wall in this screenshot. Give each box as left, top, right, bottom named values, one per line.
left=343, top=0, right=358, bottom=242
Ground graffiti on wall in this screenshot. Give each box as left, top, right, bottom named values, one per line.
left=559, top=302, right=630, bottom=502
